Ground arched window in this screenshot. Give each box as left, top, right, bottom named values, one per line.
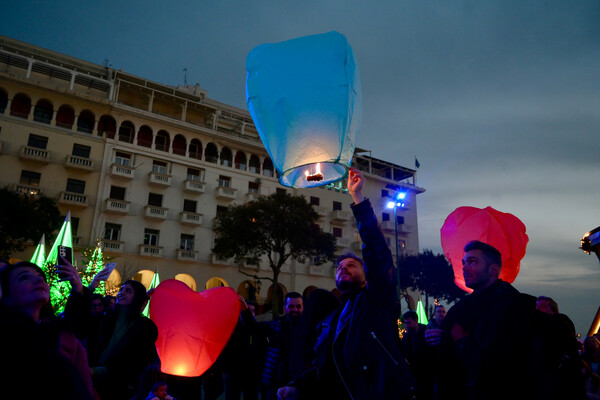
left=77, top=109, right=95, bottom=133
left=204, top=143, right=218, bottom=164
left=118, top=121, right=135, bottom=143
left=173, top=134, right=187, bottom=156
left=263, top=158, right=274, bottom=177
left=137, top=125, right=153, bottom=148
left=10, top=93, right=31, bottom=119
left=56, top=104, right=75, bottom=129
left=0, top=88, right=7, bottom=114
left=175, top=274, right=197, bottom=291
left=249, top=154, right=260, bottom=174
left=189, top=139, right=202, bottom=160
left=205, top=277, right=228, bottom=290
left=33, top=99, right=53, bottom=124
left=155, top=130, right=170, bottom=152
left=220, top=147, right=232, bottom=167
left=98, top=115, right=117, bottom=138
left=234, top=151, right=247, bottom=171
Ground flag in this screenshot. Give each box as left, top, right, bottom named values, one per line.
left=414, top=156, right=420, bottom=169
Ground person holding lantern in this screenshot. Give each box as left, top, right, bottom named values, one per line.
left=277, top=167, right=416, bottom=400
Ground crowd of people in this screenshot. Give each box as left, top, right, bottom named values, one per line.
left=1, top=168, right=599, bottom=399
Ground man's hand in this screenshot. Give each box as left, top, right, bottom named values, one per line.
left=277, top=386, right=298, bottom=400
left=348, top=167, right=366, bottom=204
left=450, top=323, right=469, bottom=342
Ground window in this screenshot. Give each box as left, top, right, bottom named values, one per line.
left=144, top=229, right=160, bottom=246
left=248, top=182, right=259, bottom=193
left=27, top=134, right=48, bottom=149
left=382, top=213, right=390, bottom=222
left=66, top=178, right=85, bottom=194
left=333, top=201, right=342, bottom=211
left=216, top=205, right=228, bottom=218
left=152, top=160, right=167, bottom=174
left=381, top=189, right=389, bottom=198
left=104, top=223, right=121, bottom=241
left=333, top=227, right=343, bottom=238
left=218, top=175, right=231, bottom=188
left=310, top=196, right=320, bottom=206
left=20, top=170, right=41, bottom=186
left=72, top=143, right=91, bottom=158
left=71, top=217, right=80, bottom=236
left=187, top=167, right=204, bottom=182
left=114, top=151, right=131, bottom=166
left=397, top=215, right=405, bottom=224
left=109, top=185, right=126, bottom=200
left=180, top=234, right=194, bottom=251
left=148, top=193, right=163, bottom=207
left=183, top=199, right=197, bottom=213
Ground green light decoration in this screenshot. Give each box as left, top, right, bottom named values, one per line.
left=80, top=240, right=108, bottom=295
left=30, top=234, right=46, bottom=268
left=142, top=269, right=160, bottom=317
left=416, top=300, right=428, bottom=325
left=42, top=212, right=73, bottom=315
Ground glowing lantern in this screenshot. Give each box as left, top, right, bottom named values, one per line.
left=416, top=300, right=428, bottom=325
left=150, top=279, right=240, bottom=377
left=246, top=31, right=362, bottom=188
left=440, top=206, right=529, bottom=293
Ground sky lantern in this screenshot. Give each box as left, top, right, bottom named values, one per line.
left=150, top=279, right=240, bottom=377
left=246, top=31, right=362, bottom=188
left=440, top=206, right=529, bottom=293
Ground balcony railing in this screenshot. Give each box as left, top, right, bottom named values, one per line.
left=20, top=146, right=49, bottom=163
left=104, top=198, right=130, bottom=214
left=313, top=206, right=328, bottom=218
left=245, top=192, right=261, bottom=202
left=215, top=186, right=236, bottom=201
left=59, top=191, right=88, bottom=207
left=144, top=205, right=168, bottom=220
left=335, top=237, right=351, bottom=248
left=103, top=240, right=124, bottom=252
left=140, top=245, right=162, bottom=257
left=177, top=249, right=198, bottom=262
left=180, top=211, right=203, bottom=225
left=183, top=179, right=206, bottom=194
left=330, top=210, right=351, bottom=222
left=15, top=184, right=40, bottom=195
left=149, top=172, right=172, bottom=186
left=110, top=163, right=135, bottom=179
left=65, top=155, right=94, bottom=171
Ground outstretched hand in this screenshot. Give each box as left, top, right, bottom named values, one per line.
left=56, top=255, right=84, bottom=294
left=90, top=262, right=115, bottom=290
left=348, top=167, right=366, bottom=204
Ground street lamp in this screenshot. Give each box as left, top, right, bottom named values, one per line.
left=386, top=191, right=407, bottom=313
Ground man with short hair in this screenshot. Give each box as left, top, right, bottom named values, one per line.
left=426, top=305, right=446, bottom=329
left=435, top=240, right=534, bottom=400
left=278, top=168, right=416, bottom=400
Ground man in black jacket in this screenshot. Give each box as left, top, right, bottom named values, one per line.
left=278, top=168, right=416, bottom=400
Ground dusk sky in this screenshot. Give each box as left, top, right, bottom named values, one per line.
left=2, top=1, right=599, bottom=334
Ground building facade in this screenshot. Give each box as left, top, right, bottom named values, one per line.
left=0, top=35, right=425, bottom=308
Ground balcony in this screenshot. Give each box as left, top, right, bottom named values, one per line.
left=104, top=198, right=130, bottom=214
left=149, top=172, right=172, bottom=186
left=144, top=205, right=168, bottom=220
left=330, top=210, right=351, bottom=222
left=20, top=146, right=49, bottom=163
left=15, top=184, right=40, bottom=195
left=351, top=240, right=363, bottom=251
left=177, top=249, right=198, bottom=262
left=103, top=240, right=124, bottom=252
left=183, top=179, right=206, bottom=194
left=309, top=264, right=324, bottom=275
left=381, top=221, right=395, bottom=232
left=215, top=186, right=236, bottom=201
left=72, top=235, right=85, bottom=246
left=211, top=253, right=233, bottom=265
left=180, top=211, right=203, bottom=225
left=65, top=155, right=94, bottom=171
left=110, top=163, right=135, bottom=179
left=245, top=191, right=261, bottom=202
left=335, top=237, right=351, bottom=248
left=313, top=206, right=328, bottom=218
left=398, top=224, right=412, bottom=233
left=59, top=191, right=88, bottom=207
left=139, top=244, right=163, bottom=257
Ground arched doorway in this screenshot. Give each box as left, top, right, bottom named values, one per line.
left=205, top=277, right=228, bottom=290
left=175, top=273, right=197, bottom=291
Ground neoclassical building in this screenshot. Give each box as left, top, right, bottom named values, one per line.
left=0, top=35, right=425, bottom=310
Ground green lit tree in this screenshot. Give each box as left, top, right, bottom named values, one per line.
left=212, top=192, right=337, bottom=317
left=78, top=239, right=114, bottom=294
left=0, top=187, right=62, bottom=259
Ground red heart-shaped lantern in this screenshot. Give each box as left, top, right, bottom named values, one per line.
left=150, top=279, right=240, bottom=377
left=440, top=206, right=529, bottom=293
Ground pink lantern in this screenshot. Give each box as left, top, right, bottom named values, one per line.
left=440, top=206, right=529, bottom=293
left=150, top=279, right=240, bottom=377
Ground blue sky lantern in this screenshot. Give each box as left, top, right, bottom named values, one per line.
left=246, top=31, right=362, bottom=188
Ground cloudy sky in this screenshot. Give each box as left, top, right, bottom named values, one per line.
left=2, top=0, right=599, bottom=334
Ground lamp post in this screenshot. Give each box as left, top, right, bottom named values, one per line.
left=387, top=191, right=406, bottom=314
